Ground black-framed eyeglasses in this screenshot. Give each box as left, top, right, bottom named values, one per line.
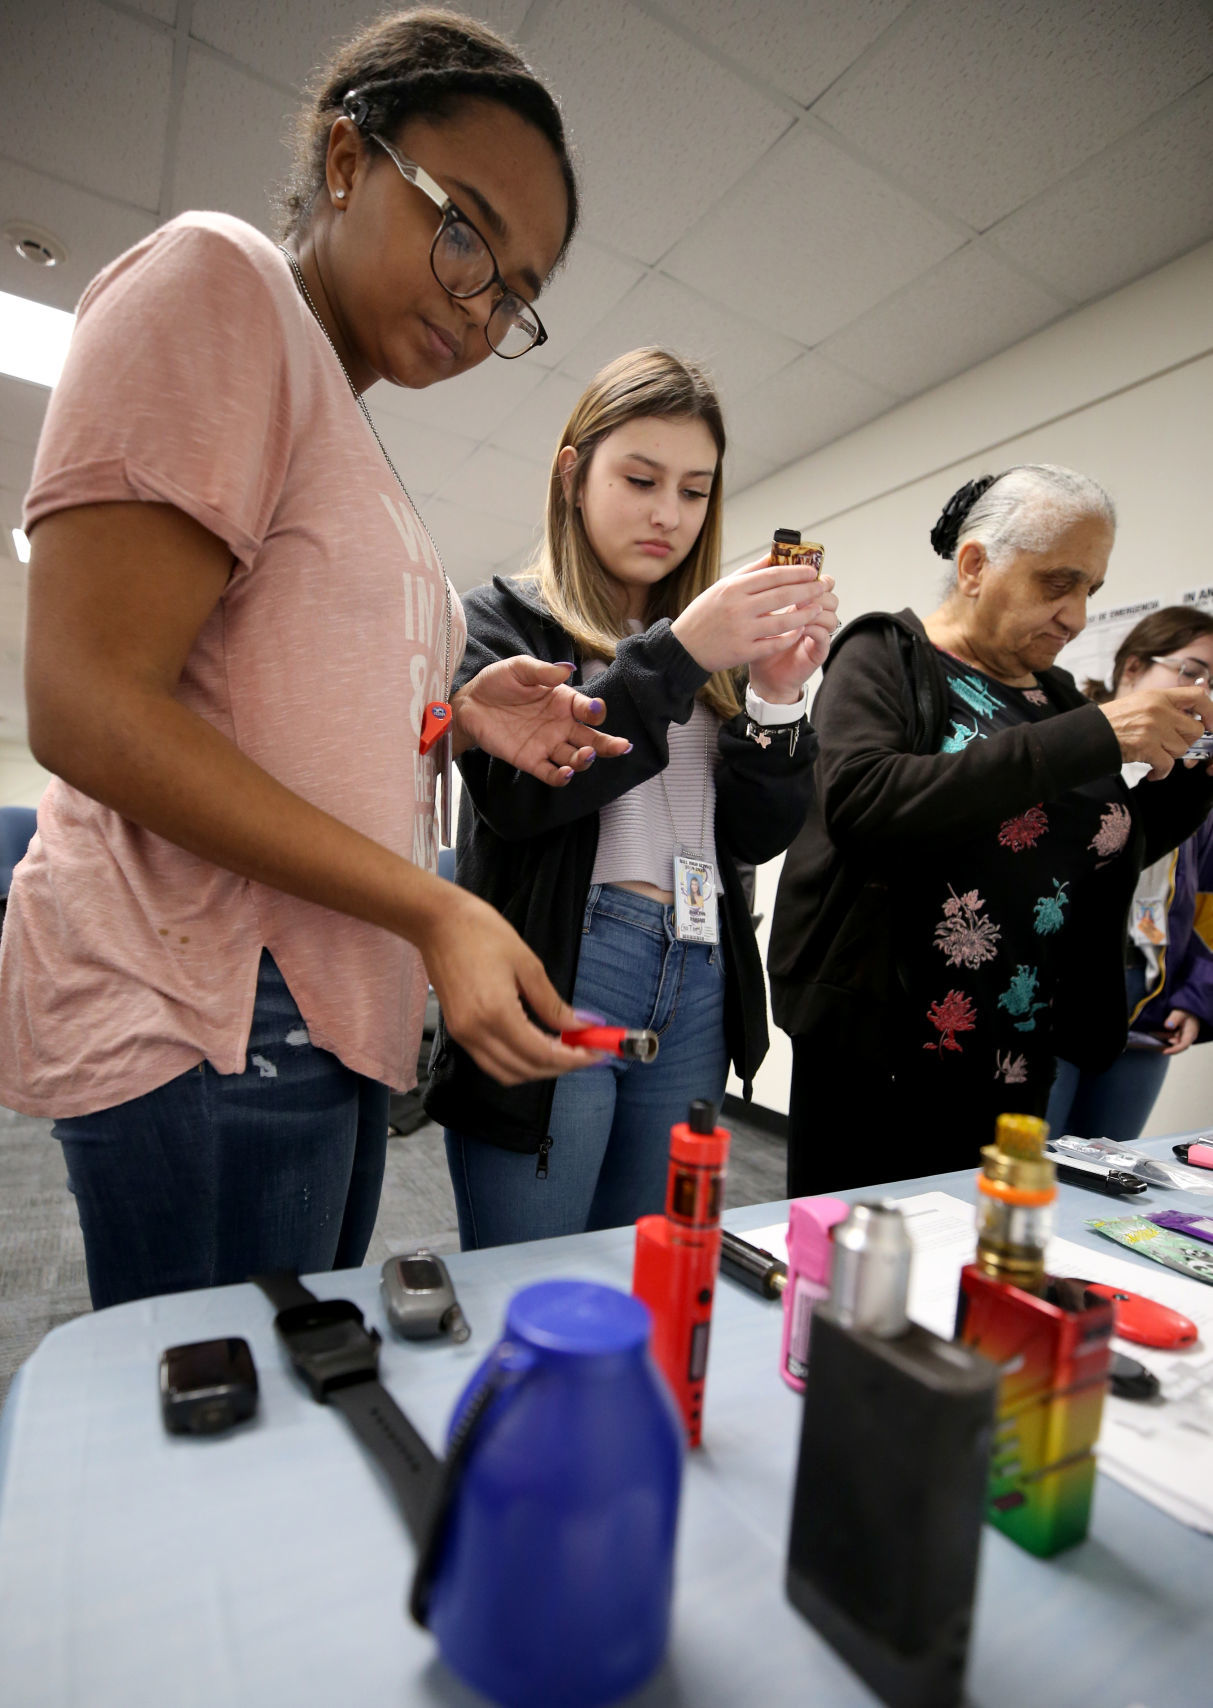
left=370, top=133, right=548, bottom=360
left=1150, top=655, right=1211, bottom=687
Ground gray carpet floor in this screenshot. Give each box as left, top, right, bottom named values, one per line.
left=0, top=1101, right=785, bottom=1407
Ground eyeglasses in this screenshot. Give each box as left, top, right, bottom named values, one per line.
left=371, top=134, right=548, bottom=360
left=1150, top=655, right=1211, bottom=687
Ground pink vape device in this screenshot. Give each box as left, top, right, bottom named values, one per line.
left=1174, top=1141, right=1213, bottom=1171
left=779, top=1195, right=849, bottom=1392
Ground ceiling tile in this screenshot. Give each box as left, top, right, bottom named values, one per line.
left=725, top=352, right=897, bottom=467
left=361, top=410, right=478, bottom=500
left=815, top=0, right=1213, bottom=229
left=557, top=273, right=804, bottom=409
left=817, top=242, right=1069, bottom=400
left=132, top=0, right=177, bottom=22
left=525, top=0, right=791, bottom=264
left=191, top=0, right=531, bottom=93
left=528, top=243, right=645, bottom=371
left=661, top=126, right=963, bottom=346
left=368, top=353, right=547, bottom=439
left=986, top=79, right=1213, bottom=303
left=170, top=48, right=297, bottom=234
left=420, top=497, right=537, bottom=591
left=0, top=0, right=172, bottom=210
left=653, top=0, right=912, bottom=106
left=487, top=370, right=585, bottom=464
left=0, top=162, right=156, bottom=313
left=437, top=444, right=551, bottom=529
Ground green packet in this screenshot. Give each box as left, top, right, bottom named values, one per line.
left=1087, top=1215, right=1213, bottom=1285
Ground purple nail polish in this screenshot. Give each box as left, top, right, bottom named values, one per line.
left=624, top=741, right=634, bottom=754
left=589, top=697, right=605, bottom=715
left=575, top=1010, right=607, bottom=1025
left=556, top=661, right=575, bottom=670
left=583, top=751, right=596, bottom=765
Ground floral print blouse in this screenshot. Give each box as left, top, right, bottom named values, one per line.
left=894, top=650, right=1131, bottom=1099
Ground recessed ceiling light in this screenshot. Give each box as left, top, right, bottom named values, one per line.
left=11, top=528, right=31, bottom=564
left=0, top=290, right=74, bottom=388
left=4, top=222, right=66, bottom=268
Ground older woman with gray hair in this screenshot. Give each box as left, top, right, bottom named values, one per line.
left=769, top=463, right=1213, bottom=1194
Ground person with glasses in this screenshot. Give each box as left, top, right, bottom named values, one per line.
left=0, top=9, right=630, bottom=1309
left=1047, top=606, right=1213, bottom=1141
left=427, top=347, right=838, bottom=1248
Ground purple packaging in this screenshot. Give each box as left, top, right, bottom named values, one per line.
left=1150, top=1209, right=1213, bottom=1247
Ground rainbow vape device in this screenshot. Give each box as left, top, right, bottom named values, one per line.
left=786, top=1203, right=998, bottom=1708
left=632, top=1099, right=730, bottom=1448
left=956, top=1113, right=1113, bottom=1558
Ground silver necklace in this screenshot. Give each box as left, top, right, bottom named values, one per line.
left=278, top=244, right=452, bottom=698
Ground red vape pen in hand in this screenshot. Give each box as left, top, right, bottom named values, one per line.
left=632, top=1099, right=730, bottom=1447
left=560, top=1025, right=659, bottom=1061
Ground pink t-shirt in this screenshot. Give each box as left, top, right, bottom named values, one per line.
left=0, top=212, right=465, bottom=1117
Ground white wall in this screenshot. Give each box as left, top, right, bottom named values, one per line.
left=728, top=240, right=1213, bottom=1141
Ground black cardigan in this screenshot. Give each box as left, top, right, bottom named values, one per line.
left=769, top=607, right=1213, bottom=1073
left=424, top=575, right=816, bottom=1152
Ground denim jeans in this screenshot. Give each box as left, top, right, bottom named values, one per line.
left=1046, top=967, right=1172, bottom=1143
left=445, top=883, right=729, bottom=1249
left=54, top=951, right=389, bottom=1309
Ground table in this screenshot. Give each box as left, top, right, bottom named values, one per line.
left=1, top=1136, right=1210, bottom=1708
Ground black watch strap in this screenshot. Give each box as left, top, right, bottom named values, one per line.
left=252, top=1272, right=442, bottom=1542
left=328, top=1378, right=440, bottom=1539
left=254, top=1271, right=321, bottom=1312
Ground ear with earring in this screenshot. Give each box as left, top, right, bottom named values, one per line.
left=334, top=189, right=346, bottom=200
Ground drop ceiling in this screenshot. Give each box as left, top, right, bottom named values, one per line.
left=1, top=0, right=1212, bottom=736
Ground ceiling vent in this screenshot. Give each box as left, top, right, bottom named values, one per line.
left=4, top=222, right=66, bottom=268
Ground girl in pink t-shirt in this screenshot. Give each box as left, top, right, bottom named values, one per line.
left=3, top=11, right=627, bottom=1307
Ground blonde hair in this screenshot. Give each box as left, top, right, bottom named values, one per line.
left=522, top=346, right=741, bottom=720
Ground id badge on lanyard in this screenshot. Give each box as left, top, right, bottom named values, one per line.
left=420, top=700, right=454, bottom=849
left=673, top=845, right=719, bottom=945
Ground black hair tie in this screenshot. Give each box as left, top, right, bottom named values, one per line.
left=930, top=474, right=1000, bottom=559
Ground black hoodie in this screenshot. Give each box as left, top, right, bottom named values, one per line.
left=424, top=575, right=815, bottom=1152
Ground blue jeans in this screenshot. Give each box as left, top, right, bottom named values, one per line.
left=1046, top=967, right=1171, bottom=1143
left=54, top=951, right=389, bottom=1309
left=445, top=884, right=729, bottom=1249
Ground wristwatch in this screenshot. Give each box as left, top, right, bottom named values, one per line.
left=253, top=1272, right=441, bottom=1539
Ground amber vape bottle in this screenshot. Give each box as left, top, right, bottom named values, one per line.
left=955, top=1114, right=1113, bottom=1557
left=770, top=528, right=824, bottom=573
left=786, top=1203, right=998, bottom=1708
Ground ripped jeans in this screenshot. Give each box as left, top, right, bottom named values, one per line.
left=54, top=951, right=389, bottom=1309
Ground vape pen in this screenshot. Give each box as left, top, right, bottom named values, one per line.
left=719, top=1229, right=787, bottom=1299
left=559, top=1025, right=659, bottom=1061
left=956, top=1114, right=1114, bottom=1557
left=632, top=1099, right=730, bottom=1447
left=786, top=1202, right=998, bottom=1708
left=770, top=528, right=824, bottom=573
left=779, top=1195, right=850, bottom=1392
left=1173, top=1140, right=1213, bottom=1170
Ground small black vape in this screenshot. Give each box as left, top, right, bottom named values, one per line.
left=785, top=1202, right=998, bottom=1708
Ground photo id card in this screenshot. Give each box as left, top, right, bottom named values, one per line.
left=673, top=848, right=719, bottom=945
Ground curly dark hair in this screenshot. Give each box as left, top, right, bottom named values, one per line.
left=278, top=8, right=578, bottom=258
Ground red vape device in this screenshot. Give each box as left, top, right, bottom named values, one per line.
left=560, top=1025, right=659, bottom=1061
left=1069, top=1280, right=1197, bottom=1349
left=632, top=1099, right=730, bottom=1448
